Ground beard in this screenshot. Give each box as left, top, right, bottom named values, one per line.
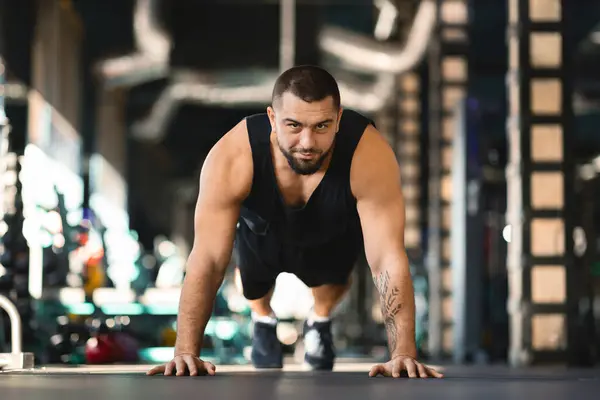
left=278, top=140, right=334, bottom=175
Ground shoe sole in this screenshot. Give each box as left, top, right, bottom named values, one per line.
left=253, top=364, right=284, bottom=369
left=302, top=361, right=334, bottom=371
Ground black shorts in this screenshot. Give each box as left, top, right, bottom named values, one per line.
left=234, top=222, right=362, bottom=300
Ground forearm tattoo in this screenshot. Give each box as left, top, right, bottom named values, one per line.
left=373, top=271, right=402, bottom=355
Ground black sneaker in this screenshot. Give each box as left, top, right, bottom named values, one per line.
left=302, top=320, right=335, bottom=371
left=251, top=321, right=283, bottom=369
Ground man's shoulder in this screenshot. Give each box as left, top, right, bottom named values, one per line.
left=352, top=123, right=393, bottom=165
left=203, top=119, right=253, bottom=199
left=214, top=118, right=251, bottom=155
left=350, top=124, right=398, bottom=196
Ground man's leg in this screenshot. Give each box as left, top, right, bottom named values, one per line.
left=301, top=277, right=353, bottom=371
left=235, top=263, right=283, bottom=367
left=234, top=231, right=283, bottom=369
left=310, top=279, right=352, bottom=319
left=247, top=285, right=275, bottom=319
left=236, top=268, right=283, bottom=369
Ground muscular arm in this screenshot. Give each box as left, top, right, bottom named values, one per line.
left=174, top=121, right=252, bottom=356
left=352, top=125, right=416, bottom=359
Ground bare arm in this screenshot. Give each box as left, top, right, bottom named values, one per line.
left=352, top=125, right=416, bottom=359
left=174, top=121, right=252, bottom=357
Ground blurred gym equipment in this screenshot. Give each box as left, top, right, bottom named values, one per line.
left=0, top=294, right=34, bottom=370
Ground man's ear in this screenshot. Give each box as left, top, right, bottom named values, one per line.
left=336, top=106, right=344, bottom=133
left=267, top=106, right=276, bottom=132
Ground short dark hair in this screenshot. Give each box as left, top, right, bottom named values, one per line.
left=272, top=65, right=341, bottom=109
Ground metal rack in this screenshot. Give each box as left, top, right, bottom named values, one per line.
left=0, top=294, right=34, bottom=370
left=505, top=0, right=576, bottom=366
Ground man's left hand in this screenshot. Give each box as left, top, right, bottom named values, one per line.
left=369, top=355, right=444, bottom=378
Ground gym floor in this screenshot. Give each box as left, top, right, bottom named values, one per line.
left=1, top=363, right=599, bottom=400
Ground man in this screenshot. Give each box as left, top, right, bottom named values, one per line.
left=147, top=65, right=442, bottom=379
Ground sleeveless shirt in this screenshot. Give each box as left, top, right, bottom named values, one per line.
left=238, top=109, right=374, bottom=270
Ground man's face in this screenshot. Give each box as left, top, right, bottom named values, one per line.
left=267, top=92, right=342, bottom=175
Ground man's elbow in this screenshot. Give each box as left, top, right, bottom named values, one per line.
left=370, top=250, right=410, bottom=276
left=185, top=248, right=230, bottom=283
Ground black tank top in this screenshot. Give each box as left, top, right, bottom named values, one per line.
left=238, top=109, right=374, bottom=268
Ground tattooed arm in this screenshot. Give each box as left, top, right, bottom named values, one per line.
left=351, top=125, right=417, bottom=359
left=373, top=269, right=416, bottom=358
left=352, top=126, right=442, bottom=378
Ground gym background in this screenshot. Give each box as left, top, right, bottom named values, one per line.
left=1, top=0, right=600, bottom=369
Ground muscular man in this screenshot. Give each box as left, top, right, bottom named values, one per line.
left=148, top=65, right=442, bottom=379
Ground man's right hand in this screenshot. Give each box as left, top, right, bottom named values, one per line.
left=146, top=354, right=217, bottom=376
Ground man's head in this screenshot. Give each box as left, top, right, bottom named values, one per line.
left=267, top=65, right=343, bottom=175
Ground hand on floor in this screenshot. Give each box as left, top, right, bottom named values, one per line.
left=147, top=354, right=216, bottom=376
left=369, top=355, right=443, bottom=378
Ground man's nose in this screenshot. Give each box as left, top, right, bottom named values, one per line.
left=299, top=129, right=316, bottom=149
